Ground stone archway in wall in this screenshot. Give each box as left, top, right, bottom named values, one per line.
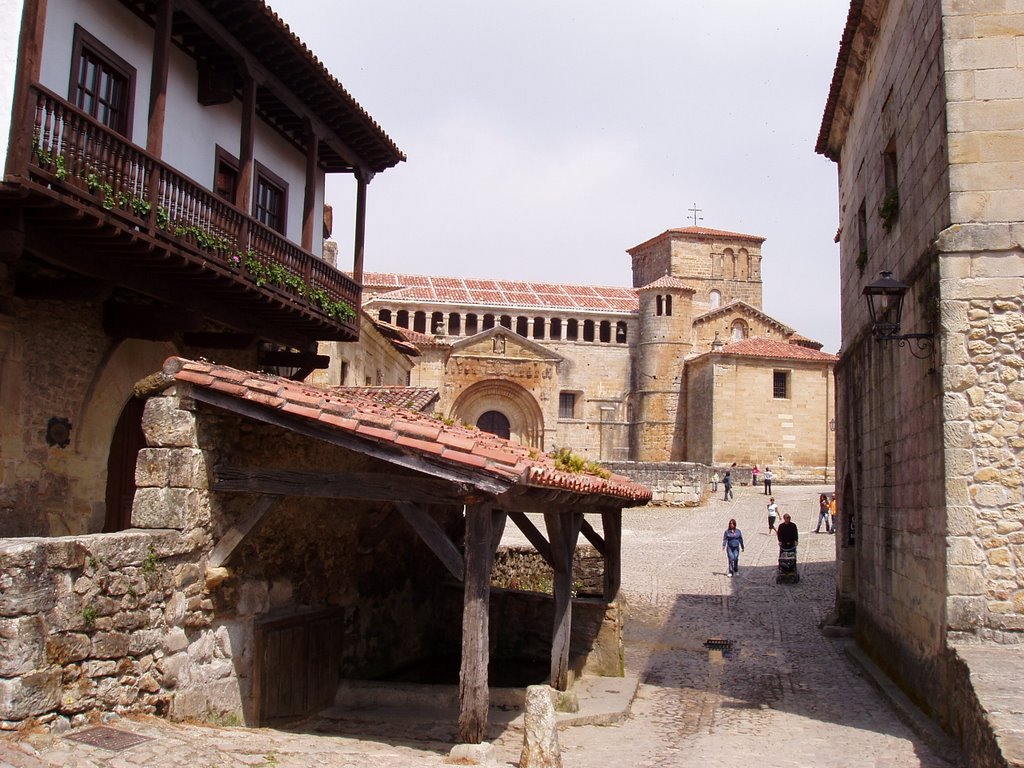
left=71, top=339, right=178, bottom=534
left=450, top=380, right=544, bottom=449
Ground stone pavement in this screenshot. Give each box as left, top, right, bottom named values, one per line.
left=0, top=483, right=963, bottom=767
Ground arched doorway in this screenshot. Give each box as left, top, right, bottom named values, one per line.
left=476, top=410, right=510, bottom=439
left=104, top=396, right=146, bottom=532
left=450, top=379, right=545, bottom=448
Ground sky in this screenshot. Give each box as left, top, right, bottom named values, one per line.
left=273, top=1, right=852, bottom=353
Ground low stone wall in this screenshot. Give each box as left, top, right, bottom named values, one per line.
left=0, top=529, right=223, bottom=730
left=604, top=462, right=706, bottom=506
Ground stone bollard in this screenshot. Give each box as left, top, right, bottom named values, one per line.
left=520, top=685, right=562, bottom=768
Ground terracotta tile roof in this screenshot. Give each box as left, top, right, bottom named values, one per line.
left=164, top=357, right=652, bottom=504
left=628, top=226, right=765, bottom=253
left=816, top=1, right=864, bottom=160
left=639, top=275, right=695, bottom=292
left=333, top=387, right=439, bottom=412
left=712, top=338, right=838, bottom=363
left=360, top=273, right=639, bottom=314
left=373, top=321, right=449, bottom=351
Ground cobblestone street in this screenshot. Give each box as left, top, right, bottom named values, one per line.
left=2, top=483, right=960, bottom=767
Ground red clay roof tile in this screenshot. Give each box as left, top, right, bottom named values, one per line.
left=161, top=357, right=651, bottom=504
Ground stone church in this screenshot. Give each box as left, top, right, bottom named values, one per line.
left=334, top=226, right=837, bottom=481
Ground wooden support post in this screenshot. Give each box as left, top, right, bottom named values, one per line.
left=458, top=503, right=500, bottom=744
left=601, top=508, right=622, bottom=600
left=352, top=170, right=368, bottom=284
left=545, top=510, right=582, bottom=691
left=146, top=0, right=173, bottom=158
left=301, top=117, right=317, bottom=252
left=8, top=0, right=48, bottom=179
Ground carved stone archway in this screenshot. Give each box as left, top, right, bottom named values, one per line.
left=450, top=379, right=544, bottom=449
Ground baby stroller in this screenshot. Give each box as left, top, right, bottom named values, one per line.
left=776, top=544, right=799, bottom=584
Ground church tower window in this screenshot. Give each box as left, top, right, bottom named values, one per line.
left=483, top=314, right=495, bottom=330
left=566, top=319, right=579, bottom=340
left=378, top=308, right=392, bottom=323
left=500, top=315, right=512, bottom=329
left=599, top=320, right=611, bottom=343
left=615, top=321, right=627, bottom=343
left=731, top=320, right=748, bottom=341
left=533, top=317, right=545, bottom=339
left=448, top=312, right=461, bottom=335
left=466, top=314, right=479, bottom=335
left=396, top=310, right=409, bottom=328
left=550, top=318, right=562, bottom=340
left=431, top=311, right=445, bottom=334
left=710, top=290, right=721, bottom=309
left=516, top=316, right=529, bottom=336
left=413, top=311, right=426, bottom=333
left=583, top=320, right=595, bottom=342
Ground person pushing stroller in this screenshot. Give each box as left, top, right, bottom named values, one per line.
left=776, top=513, right=799, bottom=584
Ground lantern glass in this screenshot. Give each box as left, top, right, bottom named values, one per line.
left=862, top=271, right=908, bottom=338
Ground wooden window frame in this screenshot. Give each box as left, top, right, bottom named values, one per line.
left=559, top=392, right=578, bottom=420
left=214, top=146, right=240, bottom=203
left=69, top=24, right=136, bottom=139
left=773, top=370, right=790, bottom=400
left=253, top=161, right=289, bottom=234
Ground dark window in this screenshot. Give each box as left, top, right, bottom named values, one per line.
left=214, top=147, right=239, bottom=202
left=396, top=310, right=409, bottom=328
left=550, top=318, right=562, bottom=340
left=483, top=314, right=495, bottom=330
left=377, top=308, right=392, bottom=324
left=500, top=315, right=512, bottom=329
left=466, top=314, right=479, bottom=335
left=431, top=311, right=445, bottom=334
left=583, top=320, right=595, bottom=342
left=70, top=25, right=135, bottom=138
left=599, top=320, right=611, bottom=343
left=448, top=312, right=461, bottom=336
left=656, top=295, right=663, bottom=316
left=566, top=319, right=579, bottom=341
left=664, top=295, right=672, bottom=316
left=533, top=317, right=545, bottom=339
left=516, top=316, right=528, bottom=336
left=253, top=163, right=288, bottom=233
left=773, top=370, right=790, bottom=399
left=559, top=392, right=577, bottom=420
left=413, top=311, right=426, bottom=334
left=477, top=411, right=510, bottom=439
left=616, top=321, right=628, bottom=343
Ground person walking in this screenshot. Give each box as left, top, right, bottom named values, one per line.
left=722, top=471, right=733, bottom=501
left=829, top=494, right=838, bottom=534
left=777, top=512, right=798, bottom=549
left=763, top=466, right=773, bottom=495
left=767, top=496, right=779, bottom=534
left=711, top=470, right=720, bottom=493
left=722, top=518, right=744, bottom=577
left=751, top=465, right=760, bottom=487
left=815, top=493, right=832, bottom=533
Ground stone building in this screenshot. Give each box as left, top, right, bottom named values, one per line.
left=818, top=0, right=1024, bottom=762
left=355, top=226, right=837, bottom=481
left=0, top=0, right=404, bottom=538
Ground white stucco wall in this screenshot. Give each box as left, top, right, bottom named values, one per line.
left=36, top=0, right=323, bottom=253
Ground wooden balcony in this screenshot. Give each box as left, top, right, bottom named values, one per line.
left=5, top=84, right=361, bottom=347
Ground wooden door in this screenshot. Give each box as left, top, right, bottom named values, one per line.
left=104, top=396, right=146, bottom=532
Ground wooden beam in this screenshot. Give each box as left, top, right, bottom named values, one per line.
left=393, top=501, right=464, bottom=581
left=545, top=510, right=582, bottom=691
left=505, top=509, right=554, bottom=568
left=174, top=0, right=368, bottom=172
left=580, top=518, right=606, bottom=556
left=458, top=503, right=498, bottom=744
left=352, top=172, right=368, bottom=283
left=236, top=69, right=255, bottom=214
left=182, top=332, right=255, bottom=350
left=7, top=0, right=48, bottom=178
left=208, top=495, right=281, bottom=567
left=601, top=509, right=622, bottom=601
left=213, top=466, right=476, bottom=505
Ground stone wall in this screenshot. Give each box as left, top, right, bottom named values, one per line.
left=603, top=462, right=706, bottom=506
left=0, top=529, right=214, bottom=729
left=826, top=0, right=952, bottom=721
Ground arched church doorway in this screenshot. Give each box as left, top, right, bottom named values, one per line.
left=450, top=379, right=544, bottom=448
left=476, top=410, right=511, bottom=439
left=104, top=396, right=146, bottom=532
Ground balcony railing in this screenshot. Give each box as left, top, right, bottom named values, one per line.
left=20, top=83, right=360, bottom=339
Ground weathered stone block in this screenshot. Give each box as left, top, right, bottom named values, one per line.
left=0, top=670, right=62, bottom=719
left=948, top=596, right=988, bottom=631
left=0, top=616, right=44, bottom=675
left=948, top=565, right=986, bottom=596
left=91, top=632, right=130, bottom=660
left=948, top=537, right=986, bottom=565
left=141, top=397, right=197, bottom=448
left=0, top=560, right=56, bottom=616
left=46, top=633, right=90, bottom=666
left=132, top=488, right=207, bottom=530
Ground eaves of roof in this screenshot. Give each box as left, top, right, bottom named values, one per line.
left=692, top=301, right=795, bottom=335
left=627, top=226, right=766, bottom=254
left=698, top=338, right=838, bottom=364
left=816, top=1, right=865, bottom=160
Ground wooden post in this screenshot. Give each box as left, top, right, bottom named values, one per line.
left=458, top=504, right=499, bottom=744
left=352, top=170, right=368, bottom=284
left=301, top=117, right=317, bottom=252
left=601, top=508, right=622, bottom=600
left=7, top=0, right=48, bottom=179
left=146, top=0, right=173, bottom=158
left=545, top=510, right=582, bottom=691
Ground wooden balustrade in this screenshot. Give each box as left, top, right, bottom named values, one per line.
left=24, top=83, right=359, bottom=332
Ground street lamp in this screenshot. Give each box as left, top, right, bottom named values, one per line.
left=862, top=270, right=934, bottom=360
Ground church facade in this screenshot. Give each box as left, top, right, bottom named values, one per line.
left=350, top=226, right=837, bottom=480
